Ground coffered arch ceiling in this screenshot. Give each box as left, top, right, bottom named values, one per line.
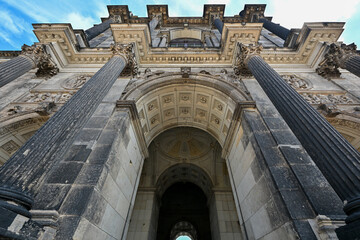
left=123, top=73, right=254, bottom=147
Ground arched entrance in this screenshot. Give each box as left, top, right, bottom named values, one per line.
left=157, top=182, right=210, bottom=240
left=126, top=127, right=241, bottom=240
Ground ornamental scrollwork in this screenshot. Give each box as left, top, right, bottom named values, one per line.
left=21, top=44, right=59, bottom=78
left=281, top=75, right=309, bottom=89
left=233, top=43, right=262, bottom=76
left=110, top=42, right=138, bottom=76
left=62, top=75, right=91, bottom=90
left=316, top=43, right=357, bottom=79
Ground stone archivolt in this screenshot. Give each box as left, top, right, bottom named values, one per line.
left=21, top=44, right=59, bottom=78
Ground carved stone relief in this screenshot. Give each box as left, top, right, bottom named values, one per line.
left=24, top=92, right=75, bottom=104
left=301, top=93, right=353, bottom=105
left=281, top=75, right=310, bottom=89
left=62, top=75, right=91, bottom=90
left=316, top=43, right=358, bottom=79
left=21, top=44, right=59, bottom=78
left=233, top=43, right=262, bottom=76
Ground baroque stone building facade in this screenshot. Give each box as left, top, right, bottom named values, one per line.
left=0, top=4, right=360, bottom=240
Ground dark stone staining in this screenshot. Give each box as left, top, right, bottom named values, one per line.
left=0, top=206, right=18, bottom=229
left=75, top=129, right=102, bottom=143
left=33, top=184, right=71, bottom=210
left=97, top=130, right=118, bottom=145
left=64, top=145, right=92, bottom=162
left=47, top=162, right=84, bottom=184
left=82, top=190, right=107, bottom=225
left=84, top=116, right=109, bottom=129
left=292, top=220, right=318, bottom=240
left=87, top=144, right=113, bottom=164
left=55, top=216, right=81, bottom=240
left=75, top=164, right=104, bottom=185
left=59, top=186, right=93, bottom=215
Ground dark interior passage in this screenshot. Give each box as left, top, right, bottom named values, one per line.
left=156, top=182, right=212, bottom=240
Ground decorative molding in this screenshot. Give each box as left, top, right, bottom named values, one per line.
left=234, top=43, right=262, bottom=76
left=110, top=42, right=138, bottom=76
left=21, top=44, right=59, bottom=78
left=23, top=92, right=75, bottom=104
left=301, top=93, right=353, bottom=105
left=316, top=43, right=358, bottom=79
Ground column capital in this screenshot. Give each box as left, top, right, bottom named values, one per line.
left=234, top=43, right=262, bottom=76
left=316, top=42, right=358, bottom=79
left=21, top=44, right=59, bottom=78
left=110, top=42, right=138, bottom=76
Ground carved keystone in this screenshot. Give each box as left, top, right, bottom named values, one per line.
left=234, top=43, right=262, bottom=76
left=316, top=43, right=358, bottom=79
left=21, top=44, right=59, bottom=79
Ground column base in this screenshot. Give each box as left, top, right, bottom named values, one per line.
left=336, top=220, right=360, bottom=240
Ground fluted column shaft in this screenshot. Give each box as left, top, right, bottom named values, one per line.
left=214, top=18, right=223, bottom=34
left=0, top=55, right=35, bottom=88
left=85, top=18, right=114, bottom=41
left=259, top=18, right=290, bottom=40
left=247, top=55, right=360, bottom=224
left=204, top=34, right=212, bottom=47
left=0, top=54, right=127, bottom=215
left=344, top=55, right=360, bottom=77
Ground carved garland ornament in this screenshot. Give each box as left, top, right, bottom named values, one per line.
left=110, top=42, right=138, bottom=76
left=316, top=43, right=358, bottom=79
left=234, top=43, right=262, bottom=76
left=21, top=44, right=59, bottom=78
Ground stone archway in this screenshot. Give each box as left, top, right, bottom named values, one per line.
left=126, top=126, right=241, bottom=240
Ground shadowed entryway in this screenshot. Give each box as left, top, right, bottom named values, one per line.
left=156, top=182, right=211, bottom=240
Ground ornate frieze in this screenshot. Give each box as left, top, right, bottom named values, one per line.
left=301, top=93, right=353, bottom=105
left=316, top=43, right=358, bottom=79
left=21, top=44, right=59, bottom=78
left=110, top=42, right=138, bottom=76
left=234, top=43, right=262, bottom=76
left=24, top=92, right=75, bottom=104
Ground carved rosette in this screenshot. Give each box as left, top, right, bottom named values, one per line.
left=234, top=43, right=262, bottom=76
left=316, top=43, right=358, bottom=79
left=110, top=42, right=138, bottom=76
left=21, top=44, right=59, bottom=78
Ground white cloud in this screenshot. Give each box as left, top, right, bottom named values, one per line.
left=0, top=10, right=27, bottom=34
left=207, top=0, right=231, bottom=4
left=269, top=0, right=360, bottom=28
left=62, top=12, right=96, bottom=30
left=0, top=29, right=18, bottom=48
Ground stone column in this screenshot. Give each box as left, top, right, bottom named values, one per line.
left=159, top=34, right=168, bottom=47
left=0, top=43, right=136, bottom=221
left=204, top=33, right=213, bottom=47
left=0, top=45, right=58, bottom=88
left=85, top=18, right=114, bottom=41
left=213, top=18, right=223, bottom=34
left=317, top=43, right=360, bottom=78
left=236, top=43, right=360, bottom=239
left=258, top=18, right=290, bottom=40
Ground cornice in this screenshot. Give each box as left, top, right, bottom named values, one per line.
left=32, top=21, right=344, bottom=67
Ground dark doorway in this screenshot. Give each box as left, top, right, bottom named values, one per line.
left=156, top=182, right=212, bottom=240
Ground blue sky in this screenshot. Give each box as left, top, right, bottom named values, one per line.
left=0, top=0, right=359, bottom=50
